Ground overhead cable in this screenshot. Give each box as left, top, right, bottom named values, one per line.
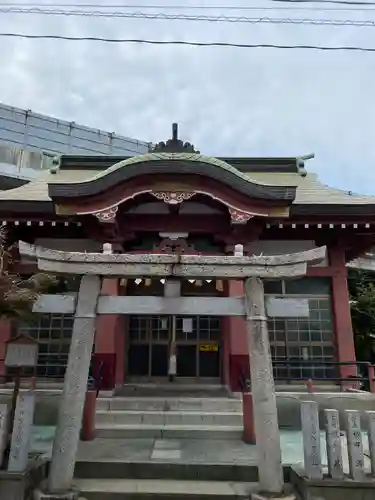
left=272, top=0, right=375, bottom=5
left=1, top=33, right=375, bottom=52
left=2, top=7, right=375, bottom=28
left=1, top=2, right=375, bottom=11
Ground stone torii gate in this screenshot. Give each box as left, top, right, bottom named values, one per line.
left=21, top=242, right=326, bottom=499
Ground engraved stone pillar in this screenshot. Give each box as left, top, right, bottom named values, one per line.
left=325, top=409, right=344, bottom=480
left=47, top=275, right=101, bottom=494
left=8, top=391, right=35, bottom=472
left=367, top=411, right=375, bottom=476
left=301, top=401, right=322, bottom=480
left=0, top=403, right=8, bottom=468
left=345, top=410, right=365, bottom=481
left=244, top=277, right=283, bottom=494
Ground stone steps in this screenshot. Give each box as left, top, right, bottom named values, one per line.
left=73, top=449, right=293, bottom=499
left=95, top=409, right=243, bottom=427
left=95, top=397, right=244, bottom=439
left=74, top=478, right=259, bottom=499
left=74, top=461, right=263, bottom=499
left=75, top=460, right=260, bottom=482
left=95, top=423, right=243, bottom=439
left=96, top=397, right=242, bottom=412
left=113, top=383, right=231, bottom=399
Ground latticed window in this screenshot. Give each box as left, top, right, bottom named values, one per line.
left=18, top=314, right=74, bottom=378
left=265, top=277, right=335, bottom=381
left=11, top=275, right=80, bottom=378
left=129, top=315, right=221, bottom=343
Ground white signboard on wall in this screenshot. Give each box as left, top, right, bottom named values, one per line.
left=266, top=297, right=310, bottom=318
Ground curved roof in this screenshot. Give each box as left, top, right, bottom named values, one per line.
left=48, top=152, right=297, bottom=202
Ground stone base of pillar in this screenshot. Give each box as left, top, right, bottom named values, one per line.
left=33, top=487, right=80, bottom=500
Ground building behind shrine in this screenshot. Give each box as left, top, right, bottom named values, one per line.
left=0, top=102, right=149, bottom=184
left=0, top=121, right=374, bottom=391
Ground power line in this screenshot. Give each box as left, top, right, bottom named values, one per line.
left=0, top=33, right=375, bottom=52
left=273, top=0, right=375, bottom=4
left=1, top=2, right=375, bottom=12
left=2, top=7, right=375, bottom=28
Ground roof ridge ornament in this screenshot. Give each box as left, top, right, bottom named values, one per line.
left=149, top=123, right=200, bottom=154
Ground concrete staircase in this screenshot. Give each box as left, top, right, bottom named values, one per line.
left=74, top=390, right=297, bottom=498
left=95, top=395, right=244, bottom=440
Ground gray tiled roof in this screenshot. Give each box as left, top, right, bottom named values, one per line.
left=245, top=172, right=375, bottom=205
left=0, top=160, right=374, bottom=206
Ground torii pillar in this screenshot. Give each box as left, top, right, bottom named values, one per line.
left=245, top=277, right=283, bottom=492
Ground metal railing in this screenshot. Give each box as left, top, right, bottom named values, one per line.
left=240, top=360, right=375, bottom=393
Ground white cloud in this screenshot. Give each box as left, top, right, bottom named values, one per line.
left=0, top=0, right=375, bottom=194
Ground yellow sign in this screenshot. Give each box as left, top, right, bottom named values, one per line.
left=199, top=344, right=218, bottom=352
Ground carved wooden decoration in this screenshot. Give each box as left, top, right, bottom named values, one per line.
left=229, top=207, right=254, bottom=224
left=93, top=206, right=118, bottom=223
left=151, top=191, right=195, bottom=205
left=154, top=238, right=198, bottom=254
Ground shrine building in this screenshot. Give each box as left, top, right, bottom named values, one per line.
left=0, top=124, right=373, bottom=391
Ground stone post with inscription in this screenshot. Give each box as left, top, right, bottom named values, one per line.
left=3, top=333, right=39, bottom=470
left=8, top=392, right=35, bottom=472
left=244, top=277, right=284, bottom=494
left=300, top=401, right=322, bottom=480
left=367, top=411, right=375, bottom=476
left=324, top=408, right=344, bottom=480
left=345, top=410, right=365, bottom=481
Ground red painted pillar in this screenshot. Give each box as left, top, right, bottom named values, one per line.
left=81, top=389, right=97, bottom=441
left=221, top=316, right=230, bottom=387
left=330, top=245, right=357, bottom=382
left=115, top=315, right=127, bottom=388
left=0, top=319, right=12, bottom=382
left=368, top=365, right=375, bottom=393
left=222, top=280, right=254, bottom=442
left=222, top=280, right=249, bottom=392
left=95, top=279, right=125, bottom=390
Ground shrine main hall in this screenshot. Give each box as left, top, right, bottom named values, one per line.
left=0, top=125, right=372, bottom=391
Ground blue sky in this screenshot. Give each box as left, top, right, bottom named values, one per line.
left=0, top=1, right=374, bottom=194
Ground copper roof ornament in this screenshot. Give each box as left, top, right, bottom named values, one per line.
left=149, top=123, right=200, bottom=154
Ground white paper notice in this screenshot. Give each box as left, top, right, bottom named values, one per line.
left=182, top=318, right=193, bottom=333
